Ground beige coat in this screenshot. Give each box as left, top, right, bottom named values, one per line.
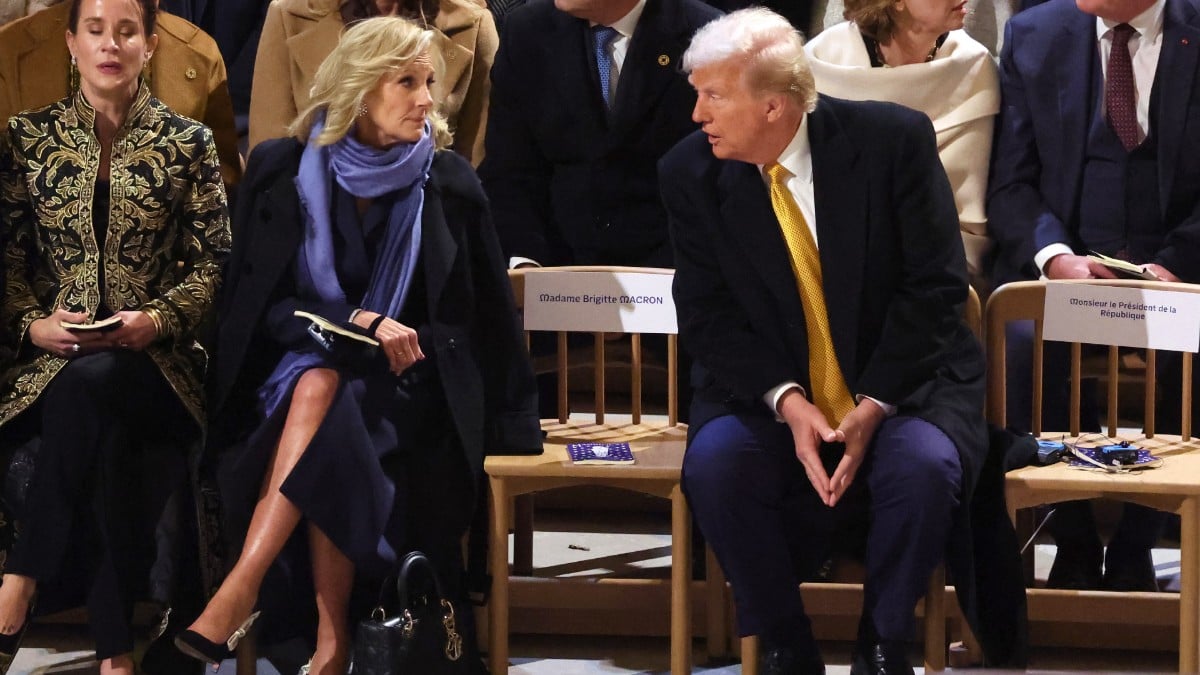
left=806, top=22, right=1000, bottom=292
left=249, top=0, right=496, bottom=164
left=0, top=3, right=243, bottom=187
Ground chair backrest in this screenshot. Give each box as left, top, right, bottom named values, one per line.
left=984, top=279, right=1196, bottom=440
left=509, top=266, right=680, bottom=427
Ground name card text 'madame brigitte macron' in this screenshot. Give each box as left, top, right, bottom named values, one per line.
left=523, top=270, right=678, bottom=334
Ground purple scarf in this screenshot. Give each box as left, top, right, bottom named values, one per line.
left=260, top=119, right=434, bottom=416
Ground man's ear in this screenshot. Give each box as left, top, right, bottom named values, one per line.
left=763, top=93, right=788, bottom=123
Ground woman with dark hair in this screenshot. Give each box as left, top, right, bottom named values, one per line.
left=248, top=0, right=497, bottom=165
left=179, top=16, right=538, bottom=675
left=0, top=0, right=231, bottom=671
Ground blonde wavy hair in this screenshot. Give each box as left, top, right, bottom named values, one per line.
left=290, top=15, right=452, bottom=148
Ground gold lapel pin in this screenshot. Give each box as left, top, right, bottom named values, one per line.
left=658, top=54, right=670, bottom=67
left=185, top=67, right=198, bottom=80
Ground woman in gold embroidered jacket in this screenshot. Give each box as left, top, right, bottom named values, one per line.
left=0, top=0, right=230, bottom=671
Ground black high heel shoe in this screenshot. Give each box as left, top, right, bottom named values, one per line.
left=173, top=611, right=260, bottom=665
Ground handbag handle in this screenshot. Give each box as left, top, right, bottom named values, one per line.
left=394, top=550, right=464, bottom=662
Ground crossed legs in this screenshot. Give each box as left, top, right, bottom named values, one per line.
left=185, top=368, right=352, bottom=675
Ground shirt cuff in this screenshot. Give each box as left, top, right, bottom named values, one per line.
left=1034, top=243, right=1075, bottom=277
left=857, top=394, right=897, bottom=417
left=509, top=256, right=542, bottom=270
left=765, top=381, right=805, bottom=422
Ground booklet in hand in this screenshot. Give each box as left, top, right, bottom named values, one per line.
left=61, top=316, right=124, bottom=333
left=1087, top=251, right=1159, bottom=281
left=294, top=310, right=380, bottom=369
left=567, top=442, right=635, bottom=465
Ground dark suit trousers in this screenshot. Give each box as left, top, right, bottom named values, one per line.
left=6, top=351, right=192, bottom=659
left=683, top=413, right=962, bottom=641
left=1004, top=321, right=1168, bottom=554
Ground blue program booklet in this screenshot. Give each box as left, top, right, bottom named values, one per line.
left=567, top=442, right=635, bottom=465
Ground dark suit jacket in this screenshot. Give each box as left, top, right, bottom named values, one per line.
left=478, top=0, right=720, bottom=267
left=208, top=139, right=542, bottom=481
left=987, top=0, right=1200, bottom=284
left=661, top=96, right=1023, bottom=662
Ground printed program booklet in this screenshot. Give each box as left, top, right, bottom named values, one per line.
left=567, top=442, right=635, bottom=465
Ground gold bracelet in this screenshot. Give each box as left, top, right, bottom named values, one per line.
left=143, top=306, right=166, bottom=337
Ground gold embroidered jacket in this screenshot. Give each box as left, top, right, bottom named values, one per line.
left=0, top=83, right=231, bottom=426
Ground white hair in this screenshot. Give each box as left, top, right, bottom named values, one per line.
left=682, top=8, right=818, bottom=113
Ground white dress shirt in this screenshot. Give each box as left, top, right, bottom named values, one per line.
left=759, top=118, right=896, bottom=420
left=1033, top=0, right=1165, bottom=274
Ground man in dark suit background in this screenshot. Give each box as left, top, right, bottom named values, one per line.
left=478, top=0, right=720, bottom=268
left=988, top=0, right=1200, bottom=590
left=662, top=8, right=989, bottom=674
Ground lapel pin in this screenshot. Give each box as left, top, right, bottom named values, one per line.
left=658, top=54, right=670, bottom=66
left=185, top=67, right=197, bottom=80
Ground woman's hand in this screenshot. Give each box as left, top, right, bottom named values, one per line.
left=353, top=310, right=425, bottom=375
left=28, top=309, right=108, bottom=358
left=105, top=310, right=159, bottom=351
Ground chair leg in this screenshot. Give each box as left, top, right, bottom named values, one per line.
left=489, top=479, right=512, bottom=675
left=741, top=635, right=759, bottom=675
left=513, top=494, right=534, bottom=576
left=670, top=486, right=692, bottom=675
left=235, top=629, right=257, bottom=675
left=923, top=565, right=947, bottom=672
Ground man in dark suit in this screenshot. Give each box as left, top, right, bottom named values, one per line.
left=988, top=0, right=1200, bottom=590
left=662, top=8, right=988, bottom=674
left=478, top=0, right=720, bottom=268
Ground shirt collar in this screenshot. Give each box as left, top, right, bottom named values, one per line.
left=1095, top=0, right=1166, bottom=44
left=762, top=115, right=812, bottom=184
left=593, top=0, right=646, bottom=39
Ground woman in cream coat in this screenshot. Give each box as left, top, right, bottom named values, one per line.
left=249, top=0, right=496, bottom=164
left=805, top=0, right=999, bottom=293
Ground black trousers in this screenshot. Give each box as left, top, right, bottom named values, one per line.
left=5, top=350, right=193, bottom=659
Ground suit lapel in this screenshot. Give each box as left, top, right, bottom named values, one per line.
left=609, top=0, right=689, bottom=138
left=1055, top=16, right=1094, bottom=225
left=808, top=101, right=864, bottom=381
left=285, top=4, right=341, bottom=90
left=1155, top=0, right=1200, bottom=212
left=421, top=176, right=457, bottom=311
left=717, top=161, right=808, bottom=338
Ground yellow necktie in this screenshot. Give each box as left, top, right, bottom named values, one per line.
left=764, top=162, right=856, bottom=426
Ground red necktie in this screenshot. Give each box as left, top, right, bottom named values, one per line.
left=1106, top=23, right=1140, bottom=151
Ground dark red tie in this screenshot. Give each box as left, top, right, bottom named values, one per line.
left=1107, top=23, right=1140, bottom=151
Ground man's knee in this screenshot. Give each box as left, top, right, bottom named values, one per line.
left=682, top=416, right=755, bottom=501
left=870, top=417, right=962, bottom=497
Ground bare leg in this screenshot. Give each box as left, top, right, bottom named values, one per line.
left=98, top=653, right=134, bottom=675
left=186, top=368, right=341, bottom=642
left=307, top=522, right=353, bottom=675
left=0, top=574, right=36, bottom=636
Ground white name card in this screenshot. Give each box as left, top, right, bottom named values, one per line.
left=523, top=270, right=678, bottom=334
left=1043, top=282, right=1200, bottom=352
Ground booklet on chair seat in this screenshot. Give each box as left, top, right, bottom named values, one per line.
left=567, top=442, right=635, bottom=464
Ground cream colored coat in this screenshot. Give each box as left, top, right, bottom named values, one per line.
left=249, top=0, right=496, bottom=164
left=806, top=22, right=999, bottom=291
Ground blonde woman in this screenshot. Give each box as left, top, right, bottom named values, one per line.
left=248, top=0, right=496, bottom=165
left=176, top=16, right=539, bottom=674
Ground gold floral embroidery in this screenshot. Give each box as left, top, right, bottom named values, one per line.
left=0, top=84, right=231, bottom=427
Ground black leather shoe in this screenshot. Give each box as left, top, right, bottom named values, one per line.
left=1103, top=547, right=1158, bottom=591
left=849, top=640, right=914, bottom=675
left=760, top=644, right=826, bottom=675
left=1046, top=542, right=1103, bottom=590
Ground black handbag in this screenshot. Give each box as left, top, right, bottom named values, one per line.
left=351, top=551, right=469, bottom=675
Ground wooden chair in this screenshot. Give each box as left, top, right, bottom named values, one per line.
left=986, top=279, right=1200, bottom=672
left=737, top=287, right=984, bottom=674
left=485, top=266, right=699, bottom=674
